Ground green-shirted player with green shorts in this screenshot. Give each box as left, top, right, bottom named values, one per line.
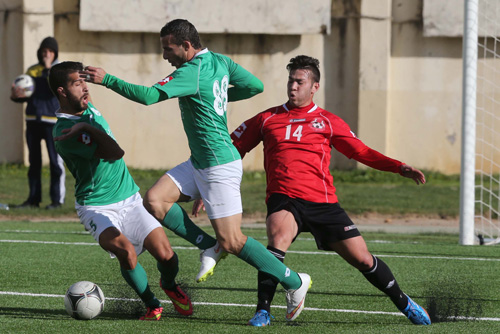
left=49, top=61, right=193, bottom=321
left=82, top=19, right=311, bottom=322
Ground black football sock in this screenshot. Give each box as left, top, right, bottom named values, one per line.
left=157, top=252, right=179, bottom=290
left=255, top=246, right=286, bottom=313
left=361, top=255, right=408, bottom=310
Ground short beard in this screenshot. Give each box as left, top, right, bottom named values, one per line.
left=68, top=94, right=86, bottom=112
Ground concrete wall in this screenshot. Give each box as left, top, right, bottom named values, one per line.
left=53, top=0, right=326, bottom=170
left=324, top=0, right=360, bottom=170
left=79, top=0, right=332, bottom=35
left=0, top=0, right=23, bottom=164
left=1, top=0, right=55, bottom=165
left=390, top=0, right=464, bottom=172
left=1, top=0, right=498, bottom=174
left=356, top=0, right=469, bottom=173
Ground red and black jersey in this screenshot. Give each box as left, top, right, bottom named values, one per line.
left=231, top=102, right=404, bottom=204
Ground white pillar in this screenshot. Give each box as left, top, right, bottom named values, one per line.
left=358, top=0, right=391, bottom=153
left=459, top=0, right=478, bottom=246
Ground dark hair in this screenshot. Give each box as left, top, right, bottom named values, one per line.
left=160, top=19, right=203, bottom=49
left=286, top=55, right=320, bottom=83
left=48, top=61, right=84, bottom=97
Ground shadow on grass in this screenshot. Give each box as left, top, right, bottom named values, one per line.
left=0, top=305, right=155, bottom=321
left=425, top=276, right=490, bottom=323
left=0, top=307, right=67, bottom=320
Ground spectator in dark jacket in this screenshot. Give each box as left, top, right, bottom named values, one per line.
left=11, top=36, right=66, bottom=209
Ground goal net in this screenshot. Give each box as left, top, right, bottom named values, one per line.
left=460, top=0, right=500, bottom=245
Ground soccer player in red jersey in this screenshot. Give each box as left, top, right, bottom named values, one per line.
left=230, top=55, right=431, bottom=326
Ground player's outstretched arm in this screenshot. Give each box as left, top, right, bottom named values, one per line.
left=80, top=66, right=166, bottom=106
left=348, top=147, right=425, bottom=185
left=400, top=164, right=426, bottom=185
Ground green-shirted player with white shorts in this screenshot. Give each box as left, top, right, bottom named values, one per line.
left=82, top=19, right=311, bottom=322
left=49, top=61, right=193, bottom=321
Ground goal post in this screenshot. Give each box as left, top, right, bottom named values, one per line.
left=460, top=0, right=478, bottom=245
left=460, top=0, right=500, bottom=245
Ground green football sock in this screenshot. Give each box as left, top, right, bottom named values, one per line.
left=157, top=252, right=179, bottom=290
left=237, top=237, right=301, bottom=290
left=120, top=262, right=160, bottom=308
left=162, top=203, right=216, bottom=249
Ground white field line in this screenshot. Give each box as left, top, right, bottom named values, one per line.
left=1, top=290, right=499, bottom=322
left=0, top=230, right=401, bottom=244
left=2, top=230, right=90, bottom=234
left=1, top=239, right=499, bottom=262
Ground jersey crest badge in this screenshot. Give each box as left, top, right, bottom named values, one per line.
left=232, top=122, right=247, bottom=138
left=158, top=76, right=174, bottom=86
left=309, top=118, right=325, bottom=131
left=78, top=133, right=92, bottom=146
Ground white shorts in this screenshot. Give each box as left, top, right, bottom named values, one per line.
left=76, top=192, right=161, bottom=258
left=167, top=159, right=243, bottom=219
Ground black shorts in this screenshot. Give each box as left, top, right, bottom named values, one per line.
left=266, top=193, right=361, bottom=251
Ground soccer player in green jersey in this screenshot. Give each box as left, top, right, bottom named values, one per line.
left=81, top=19, right=311, bottom=321
left=49, top=61, right=193, bottom=321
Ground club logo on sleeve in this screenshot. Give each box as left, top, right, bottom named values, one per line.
left=78, top=133, right=92, bottom=146
left=232, top=122, right=247, bottom=138
left=158, top=76, right=174, bottom=86
left=309, top=118, right=325, bottom=131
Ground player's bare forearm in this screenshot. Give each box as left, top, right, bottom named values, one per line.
left=90, top=128, right=124, bottom=160
left=54, top=123, right=90, bottom=142
left=400, top=164, right=426, bottom=185
left=55, top=123, right=124, bottom=161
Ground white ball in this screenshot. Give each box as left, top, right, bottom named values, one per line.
left=13, top=74, right=35, bottom=98
left=64, top=281, right=105, bottom=320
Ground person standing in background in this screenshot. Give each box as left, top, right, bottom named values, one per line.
left=10, top=36, right=66, bottom=209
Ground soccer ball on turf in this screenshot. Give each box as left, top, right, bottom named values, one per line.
left=64, top=281, right=105, bottom=320
left=13, top=74, right=35, bottom=98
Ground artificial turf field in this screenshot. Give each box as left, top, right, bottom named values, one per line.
left=1, top=220, right=499, bottom=333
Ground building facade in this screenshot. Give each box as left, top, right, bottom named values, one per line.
left=1, top=0, right=496, bottom=173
